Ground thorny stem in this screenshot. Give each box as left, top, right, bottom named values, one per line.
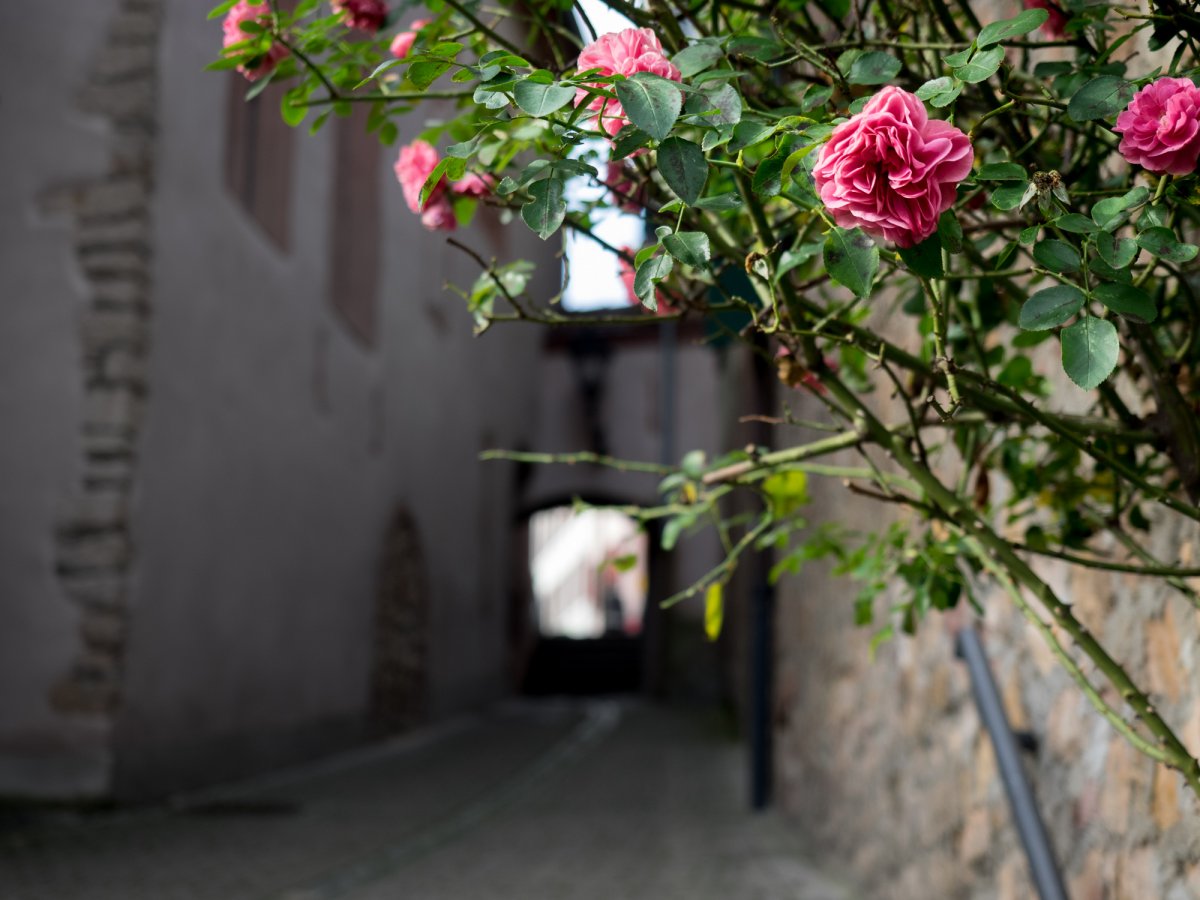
left=924, top=277, right=961, bottom=415
left=820, top=369, right=1200, bottom=797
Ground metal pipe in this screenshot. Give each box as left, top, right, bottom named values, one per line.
left=750, top=581, right=773, bottom=810
left=957, top=626, right=1069, bottom=900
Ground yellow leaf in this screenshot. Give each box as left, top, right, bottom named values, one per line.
left=763, top=469, right=810, bottom=517
left=705, top=582, right=724, bottom=641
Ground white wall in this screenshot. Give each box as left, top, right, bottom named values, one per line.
left=110, top=0, right=554, bottom=796
left=0, top=0, right=125, bottom=798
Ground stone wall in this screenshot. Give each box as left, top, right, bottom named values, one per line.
left=774, top=390, right=1200, bottom=899
left=44, top=0, right=161, bottom=728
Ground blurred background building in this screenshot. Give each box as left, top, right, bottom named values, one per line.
left=12, top=3, right=1199, bottom=899
left=0, top=0, right=749, bottom=804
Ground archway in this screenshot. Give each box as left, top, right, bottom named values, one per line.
left=520, top=504, right=650, bottom=695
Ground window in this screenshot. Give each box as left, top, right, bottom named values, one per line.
left=326, top=110, right=382, bottom=346
left=224, top=76, right=296, bottom=251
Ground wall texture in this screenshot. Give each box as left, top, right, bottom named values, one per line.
left=0, top=0, right=136, bottom=800
left=774, top=390, right=1200, bottom=899
left=1, top=0, right=554, bottom=801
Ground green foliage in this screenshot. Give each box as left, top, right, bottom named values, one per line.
left=657, top=137, right=708, bottom=205
left=977, top=8, right=1049, bottom=47
left=614, top=73, right=682, bottom=141
left=824, top=228, right=879, bottom=298
left=1061, top=316, right=1120, bottom=389
left=210, top=0, right=1200, bottom=799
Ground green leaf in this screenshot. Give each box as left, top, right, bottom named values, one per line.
left=634, top=254, right=673, bottom=311
left=663, top=231, right=711, bottom=269
left=977, top=8, right=1050, bottom=47
left=657, top=137, right=708, bottom=205
left=1092, top=186, right=1150, bottom=231
left=926, top=80, right=963, bottom=108
left=823, top=227, right=879, bottom=299
left=954, top=46, right=1005, bottom=84
left=1137, top=226, right=1200, bottom=262
left=694, top=192, right=741, bottom=210
left=609, top=554, right=638, bottom=573
left=1092, top=283, right=1157, bottom=323
left=916, top=77, right=955, bottom=101
left=513, top=80, right=576, bottom=116
left=244, top=68, right=276, bottom=101
left=1032, top=239, right=1081, bottom=273
left=728, top=119, right=777, bottom=152
left=1096, top=232, right=1138, bottom=269
left=408, top=57, right=454, bottom=90
left=1139, top=205, right=1169, bottom=230
left=897, top=234, right=944, bottom=278
left=801, top=83, right=833, bottom=112
left=728, top=36, right=786, bottom=62
left=614, top=73, right=682, bottom=142
left=208, top=0, right=239, bottom=19
left=698, top=83, right=742, bottom=125
left=428, top=40, right=464, bottom=59
left=938, top=211, right=964, bottom=254
left=611, top=126, right=651, bottom=159
left=1055, top=213, right=1099, bottom=234
left=418, top=157, right=465, bottom=207
left=1068, top=76, right=1134, bottom=122
left=848, top=51, right=902, bottom=85
left=763, top=469, right=809, bottom=517
left=752, top=148, right=787, bottom=198
left=976, top=162, right=1028, bottom=181
left=521, top=177, right=566, bottom=240
left=991, top=183, right=1029, bottom=210
left=943, top=47, right=973, bottom=67
left=281, top=89, right=308, bottom=127
left=673, top=42, right=723, bottom=78
left=1061, top=316, right=1119, bottom=389
left=1019, top=284, right=1085, bottom=330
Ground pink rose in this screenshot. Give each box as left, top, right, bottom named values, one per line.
left=451, top=173, right=494, bottom=198
left=392, top=140, right=486, bottom=231
left=394, top=139, right=440, bottom=213
left=604, top=161, right=643, bottom=213
left=1114, top=77, right=1200, bottom=176
left=390, top=18, right=430, bottom=58
left=222, top=0, right=289, bottom=81
left=812, top=86, right=973, bottom=248
left=1023, top=0, right=1068, bottom=39
left=575, top=28, right=681, bottom=138
left=420, top=199, right=457, bottom=232
left=332, top=0, right=387, bottom=33
left=394, top=139, right=457, bottom=231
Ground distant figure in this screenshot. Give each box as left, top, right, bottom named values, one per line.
left=602, top=585, right=625, bottom=635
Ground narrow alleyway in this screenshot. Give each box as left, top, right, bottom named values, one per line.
left=1, top=702, right=857, bottom=900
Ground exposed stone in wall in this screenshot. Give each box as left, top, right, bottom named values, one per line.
left=775, top=450, right=1200, bottom=898
left=42, top=0, right=161, bottom=719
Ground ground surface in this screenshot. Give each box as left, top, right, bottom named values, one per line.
left=1, top=701, right=858, bottom=900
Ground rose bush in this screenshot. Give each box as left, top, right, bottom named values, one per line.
left=211, top=0, right=1200, bottom=802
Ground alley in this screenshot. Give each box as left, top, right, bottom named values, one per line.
left=1, top=702, right=857, bottom=900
